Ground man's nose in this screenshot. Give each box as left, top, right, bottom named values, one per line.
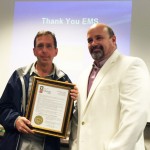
left=42, top=46, right=49, bottom=52
left=91, top=39, right=98, bottom=46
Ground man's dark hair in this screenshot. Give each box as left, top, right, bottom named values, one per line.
left=34, top=31, right=57, bottom=48
left=107, top=26, right=115, bottom=38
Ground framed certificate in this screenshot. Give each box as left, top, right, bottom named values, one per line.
left=25, top=76, right=75, bottom=138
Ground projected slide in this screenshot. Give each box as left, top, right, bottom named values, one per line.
left=11, top=1, right=132, bottom=83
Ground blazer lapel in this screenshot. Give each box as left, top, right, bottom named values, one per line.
left=81, top=50, right=120, bottom=116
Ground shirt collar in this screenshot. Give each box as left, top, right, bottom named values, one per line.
left=29, top=62, right=55, bottom=77
left=93, top=58, right=107, bottom=69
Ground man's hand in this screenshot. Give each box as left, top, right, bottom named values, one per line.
left=70, top=86, right=78, bottom=100
left=15, top=116, right=34, bottom=134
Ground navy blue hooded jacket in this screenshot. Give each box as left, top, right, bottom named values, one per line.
left=0, top=63, right=72, bottom=150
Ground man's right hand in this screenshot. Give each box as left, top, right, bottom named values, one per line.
left=15, top=116, right=34, bottom=134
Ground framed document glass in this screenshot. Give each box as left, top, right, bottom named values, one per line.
left=25, top=76, right=75, bottom=138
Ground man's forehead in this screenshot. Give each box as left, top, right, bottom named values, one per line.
left=87, top=29, right=107, bottom=39
left=36, top=35, right=53, bottom=41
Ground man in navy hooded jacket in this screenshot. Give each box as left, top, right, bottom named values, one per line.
left=0, top=31, right=78, bottom=150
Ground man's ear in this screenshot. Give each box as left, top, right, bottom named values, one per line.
left=112, top=35, right=116, bottom=43
left=55, top=48, right=58, bottom=56
left=33, top=48, right=36, bottom=56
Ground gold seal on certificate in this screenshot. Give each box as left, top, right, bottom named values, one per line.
left=34, top=115, right=43, bottom=125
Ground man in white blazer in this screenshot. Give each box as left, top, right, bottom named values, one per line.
left=69, top=23, right=150, bottom=150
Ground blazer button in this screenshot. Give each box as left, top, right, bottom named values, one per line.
left=82, top=121, right=85, bottom=125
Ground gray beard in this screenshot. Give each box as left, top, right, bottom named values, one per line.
left=91, top=50, right=104, bottom=61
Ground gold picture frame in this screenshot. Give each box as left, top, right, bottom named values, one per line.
left=25, top=76, right=75, bottom=138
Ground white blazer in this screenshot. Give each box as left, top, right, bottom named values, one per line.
left=70, top=50, right=150, bottom=150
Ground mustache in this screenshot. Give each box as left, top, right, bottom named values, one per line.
left=90, top=45, right=103, bottom=52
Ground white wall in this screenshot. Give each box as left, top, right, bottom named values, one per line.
left=130, top=0, right=150, bottom=72
left=0, top=0, right=14, bottom=95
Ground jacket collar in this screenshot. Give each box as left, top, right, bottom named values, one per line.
left=18, top=62, right=66, bottom=80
